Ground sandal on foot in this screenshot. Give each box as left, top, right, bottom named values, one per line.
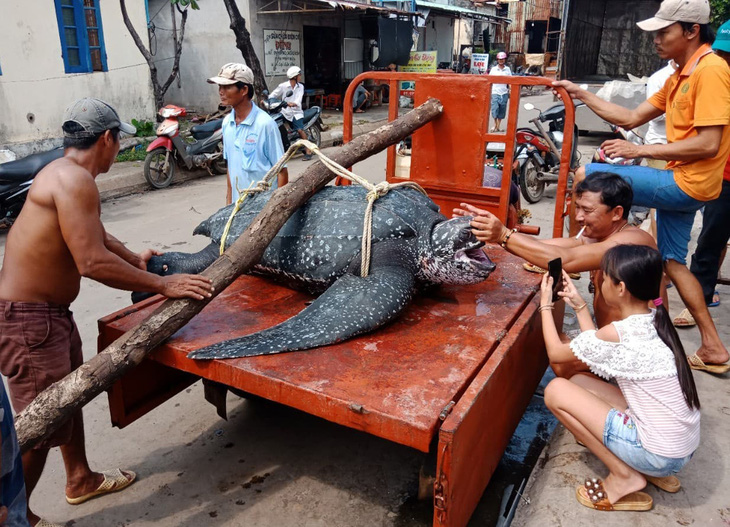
left=644, top=474, right=681, bottom=493
left=36, top=520, right=64, bottom=527
left=576, top=478, right=652, bottom=511
left=522, top=262, right=580, bottom=279
left=66, top=468, right=136, bottom=505
left=687, top=354, right=730, bottom=374
left=709, top=290, right=720, bottom=307
left=672, top=308, right=696, bottom=328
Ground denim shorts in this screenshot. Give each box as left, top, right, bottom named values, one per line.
left=603, top=408, right=692, bottom=477
left=290, top=117, right=305, bottom=131
left=585, top=163, right=704, bottom=264
left=491, top=93, right=509, bottom=119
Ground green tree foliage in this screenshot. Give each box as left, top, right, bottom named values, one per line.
left=711, top=0, right=730, bottom=27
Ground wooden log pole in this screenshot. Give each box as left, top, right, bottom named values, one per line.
left=15, top=98, right=444, bottom=452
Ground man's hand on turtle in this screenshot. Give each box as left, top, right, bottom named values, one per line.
left=138, top=249, right=163, bottom=270
left=454, top=203, right=508, bottom=244
left=160, top=274, right=214, bottom=300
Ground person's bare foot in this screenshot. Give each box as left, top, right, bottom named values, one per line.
left=65, top=470, right=134, bottom=500
left=695, top=344, right=730, bottom=365
left=601, top=471, right=646, bottom=504
left=355, top=109, right=364, bottom=113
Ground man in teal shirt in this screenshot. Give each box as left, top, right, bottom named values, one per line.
left=208, top=63, right=288, bottom=204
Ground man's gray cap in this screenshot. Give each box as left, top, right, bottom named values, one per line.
left=62, top=98, right=136, bottom=138
left=637, top=0, right=711, bottom=31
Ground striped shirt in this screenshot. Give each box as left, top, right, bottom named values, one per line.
left=570, top=312, right=700, bottom=458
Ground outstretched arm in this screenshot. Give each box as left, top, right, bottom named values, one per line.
left=55, top=166, right=213, bottom=300
left=552, top=80, right=664, bottom=130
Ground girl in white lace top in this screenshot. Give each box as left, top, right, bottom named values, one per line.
left=539, top=244, right=700, bottom=512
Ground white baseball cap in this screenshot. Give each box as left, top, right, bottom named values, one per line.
left=637, top=0, right=711, bottom=31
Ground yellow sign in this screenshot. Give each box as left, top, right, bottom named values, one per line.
left=399, top=51, right=438, bottom=97
left=399, top=51, right=438, bottom=73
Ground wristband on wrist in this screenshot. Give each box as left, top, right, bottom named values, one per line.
left=500, top=228, right=518, bottom=248
left=538, top=304, right=554, bottom=312
left=574, top=302, right=588, bottom=312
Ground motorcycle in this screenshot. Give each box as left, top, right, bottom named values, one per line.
left=513, top=101, right=583, bottom=203
left=260, top=90, right=323, bottom=151
left=144, top=104, right=226, bottom=190
left=0, top=148, right=63, bottom=228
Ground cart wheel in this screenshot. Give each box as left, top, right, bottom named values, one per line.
left=308, top=125, right=322, bottom=148
left=519, top=157, right=545, bottom=203
left=144, top=148, right=175, bottom=189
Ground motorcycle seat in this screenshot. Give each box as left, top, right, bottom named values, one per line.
left=190, top=118, right=223, bottom=140
left=0, top=148, right=64, bottom=182
left=302, top=107, right=319, bottom=122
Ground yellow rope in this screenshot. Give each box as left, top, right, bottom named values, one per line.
left=219, top=139, right=426, bottom=276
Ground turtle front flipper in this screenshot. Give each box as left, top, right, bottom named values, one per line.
left=188, top=241, right=418, bottom=359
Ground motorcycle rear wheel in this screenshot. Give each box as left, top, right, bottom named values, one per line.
left=144, top=148, right=176, bottom=189
left=212, top=142, right=227, bottom=175
left=519, top=157, right=546, bottom=203
left=307, top=125, right=322, bottom=148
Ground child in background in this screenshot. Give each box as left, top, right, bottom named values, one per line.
left=539, top=244, right=700, bottom=511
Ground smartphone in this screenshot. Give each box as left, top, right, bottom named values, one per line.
left=547, top=258, right=563, bottom=302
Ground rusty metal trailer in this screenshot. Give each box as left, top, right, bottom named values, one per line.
left=97, top=74, right=574, bottom=527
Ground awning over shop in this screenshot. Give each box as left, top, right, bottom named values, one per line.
left=258, top=0, right=415, bottom=16
left=414, top=0, right=510, bottom=22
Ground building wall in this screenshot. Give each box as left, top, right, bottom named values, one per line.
left=150, top=0, right=247, bottom=113
left=152, top=0, right=350, bottom=112
left=419, top=15, right=455, bottom=64
left=0, top=0, right=155, bottom=153
left=506, top=0, right=561, bottom=54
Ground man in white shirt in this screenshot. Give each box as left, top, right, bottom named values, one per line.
left=269, top=66, right=312, bottom=160
left=488, top=52, right=512, bottom=132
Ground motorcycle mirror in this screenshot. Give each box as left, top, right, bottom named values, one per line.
left=286, top=90, right=293, bottom=97
left=523, top=103, right=535, bottom=111
left=262, top=89, right=269, bottom=96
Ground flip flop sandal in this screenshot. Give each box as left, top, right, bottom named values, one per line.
left=672, top=308, right=696, bottom=328
left=576, top=478, right=653, bottom=511
left=687, top=354, right=730, bottom=374
left=522, top=262, right=580, bottom=279
left=66, top=468, right=136, bottom=505
left=708, top=290, right=720, bottom=307
left=36, top=520, right=64, bottom=527
left=644, top=475, right=681, bottom=493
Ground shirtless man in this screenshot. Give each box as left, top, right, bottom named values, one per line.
left=455, top=172, right=662, bottom=377
left=0, top=98, right=213, bottom=527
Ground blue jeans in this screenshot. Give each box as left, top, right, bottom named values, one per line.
left=690, top=179, right=730, bottom=304
left=585, top=163, right=704, bottom=264
left=491, top=93, right=508, bottom=119
left=603, top=408, right=692, bottom=477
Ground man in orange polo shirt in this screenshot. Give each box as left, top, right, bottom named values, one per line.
left=553, top=0, right=730, bottom=372
left=688, top=21, right=730, bottom=323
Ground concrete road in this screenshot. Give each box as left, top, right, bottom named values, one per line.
left=0, top=111, right=609, bottom=527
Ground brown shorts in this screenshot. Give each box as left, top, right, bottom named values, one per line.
left=0, top=301, right=83, bottom=449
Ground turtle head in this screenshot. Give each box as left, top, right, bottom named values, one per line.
left=418, top=217, right=496, bottom=284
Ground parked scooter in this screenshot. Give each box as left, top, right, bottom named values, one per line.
left=144, top=104, right=227, bottom=189
left=260, top=90, right=323, bottom=150
left=0, top=148, right=63, bottom=228
left=513, top=101, right=583, bottom=203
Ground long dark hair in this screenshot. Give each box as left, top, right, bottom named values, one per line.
left=601, top=245, right=700, bottom=410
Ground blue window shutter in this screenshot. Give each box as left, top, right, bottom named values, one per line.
left=53, top=0, right=107, bottom=73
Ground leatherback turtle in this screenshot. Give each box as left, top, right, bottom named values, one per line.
left=142, top=186, right=495, bottom=359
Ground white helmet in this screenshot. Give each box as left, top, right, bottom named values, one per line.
left=287, top=66, right=302, bottom=79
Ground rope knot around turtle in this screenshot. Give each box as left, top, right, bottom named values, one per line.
left=220, top=139, right=426, bottom=277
